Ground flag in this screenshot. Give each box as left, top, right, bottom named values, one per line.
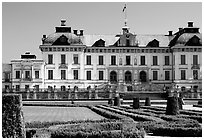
left=122, top=4, right=126, bottom=12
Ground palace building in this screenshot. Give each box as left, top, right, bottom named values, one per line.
left=3, top=19, right=201, bottom=93
left=11, top=52, right=44, bottom=92
left=35, top=19, right=201, bottom=92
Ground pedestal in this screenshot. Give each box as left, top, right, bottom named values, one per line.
left=26, top=93, right=29, bottom=99
left=48, top=93, right=51, bottom=99
left=54, top=93, right=58, bottom=99
left=33, top=93, right=37, bottom=99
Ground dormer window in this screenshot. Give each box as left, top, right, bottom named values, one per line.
left=147, top=39, right=159, bottom=47
left=52, top=35, right=70, bottom=45
left=185, top=35, right=201, bottom=46
left=92, top=39, right=105, bottom=47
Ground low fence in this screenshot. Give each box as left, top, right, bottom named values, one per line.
left=2, top=91, right=201, bottom=101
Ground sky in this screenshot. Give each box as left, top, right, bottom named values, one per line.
left=2, top=2, right=202, bottom=63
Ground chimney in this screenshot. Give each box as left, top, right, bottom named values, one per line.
left=42, top=35, right=46, bottom=44
left=61, top=19, right=66, bottom=26
left=168, top=31, right=173, bottom=36
left=73, top=30, right=78, bottom=35
left=79, top=30, right=84, bottom=36
left=188, top=21, right=193, bottom=27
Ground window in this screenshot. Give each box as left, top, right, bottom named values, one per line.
left=181, top=55, right=186, bottom=65
left=181, top=70, right=186, bottom=80
left=126, top=56, right=131, bottom=65
left=35, top=85, right=39, bottom=92
left=4, top=73, right=10, bottom=81
left=61, top=54, right=66, bottom=64
left=48, top=54, right=53, bottom=64
left=126, top=39, right=130, bottom=46
left=87, top=71, right=91, bottom=80
left=61, top=86, right=66, bottom=91
left=16, top=71, right=20, bottom=79
left=193, top=55, right=198, bottom=65
left=153, top=71, right=158, bottom=80
left=25, top=85, right=29, bottom=91
left=165, top=71, right=170, bottom=80
left=73, top=54, right=79, bottom=64
left=25, top=71, right=30, bottom=79
left=193, top=70, right=198, bottom=80
left=165, top=56, right=170, bottom=65
left=111, top=56, right=116, bottom=65
left=99, top=71, right=104, bottom=80
left=35, top=71, right=39, bottom=79
left=48, top=70, right=53, bottom=80
left=61, top=70, right=66, bottom=80
left=16, top=85, right=20, bottom=91
left=141, top=56, right=145, bottom=65
left=153, top=56, right=158, bottom=65
left=99, top=56, right=104, bottom=65
left=73, top=70, right=78, bottom=80
left=87, top=55, right=91, bottom=65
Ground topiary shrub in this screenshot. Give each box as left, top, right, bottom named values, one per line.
left=133, top=97, right=140, bottom=109
left=2, top=94, right=26, bottom=138
left=145, top=97, right=151, bottom=106
left=114, top=97, right=120, bottom=106
left=166, top=97, right=179, bottom=115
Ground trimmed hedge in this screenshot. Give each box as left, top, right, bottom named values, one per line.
left=97, top=105, right=164, bottom=122
left=25, top=119, right=116, bottom=128
left=88, top=106, right=130, bottom=120
left=50, top=121, right=145, bottom=138
left=2, top=94, right=26, bottom=138
left=137, top=119, right=202, bottom=137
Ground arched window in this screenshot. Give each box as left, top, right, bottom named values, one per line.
left=110, top=71, right=117, bottom=83
left=140, top=71, right=147, bottom=82
left=125, top=71, right=132, bottom=83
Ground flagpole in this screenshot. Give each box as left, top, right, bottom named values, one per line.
left=124, top=3, right=127, bottom=26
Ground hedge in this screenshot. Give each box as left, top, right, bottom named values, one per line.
left=49, top=122, right=122, bottom=132
left=97, top=105, right=164, bottom=122
left=2, top=94, right=26, bottom=138
left=50, top=122, right=145, bottom=138
left=88, top=106, right=129, bottom=120
left=25, top=119, right=116, bottom=128
left=137, top=120, right=202, bottom=137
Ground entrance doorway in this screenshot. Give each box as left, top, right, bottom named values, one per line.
left=110, top=71, right=117, bottom=83
left=140, top=71, right=147, bottom=82
left=125, top=71, right=132, bottom=83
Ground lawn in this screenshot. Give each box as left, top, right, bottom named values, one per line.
left=23, top=106, right=105, bottom=122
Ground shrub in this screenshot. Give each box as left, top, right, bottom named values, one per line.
left=180, top=110, right=202, bottom=116
left=153, top=126, right=202, bottom=137
left=137, top=119, right=202, bottom=137
left=2, top=94, right=26, bottom=138
left=88, top=106, right=129, bottom=120
left=50, top=121, right=145, bottom=138
left=166, top=97, right=179, bottom=115
left=133, top=97, right=140, bottom=109
left=97, top=105, right=164, bottom=122
left=145, top=97, right=151, bottom=106
left=25, top=119, right=115, bottom=128
left=50, top=122, right=122, bottom=132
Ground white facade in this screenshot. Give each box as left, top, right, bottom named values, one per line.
left=11, top=52, right=44, bottom=91
left=6, top=20, right=201, bottom=92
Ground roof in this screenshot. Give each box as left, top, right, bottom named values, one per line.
left=43, top=32, right=82, bottom=45
left=175, top=33, right=202, bottom=45
left=136, top=34, right=171, bottom=47
left=82, top=35, right=120, bottom=47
